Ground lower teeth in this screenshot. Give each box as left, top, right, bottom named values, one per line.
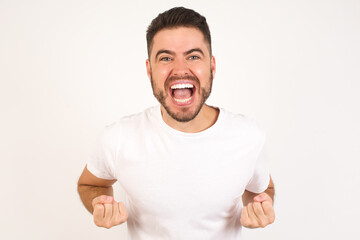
left=173, top=97, right=192, bottom=103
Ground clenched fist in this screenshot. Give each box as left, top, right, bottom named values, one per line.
left=92, top=195, right=128, bottom=229
left=240, top=192, right=275, bottom=228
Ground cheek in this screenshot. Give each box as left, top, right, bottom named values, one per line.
left=153, top=67, right=171, bottom=81
left=192, top=65, right=211, bottom=80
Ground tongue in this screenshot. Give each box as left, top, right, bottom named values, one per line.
left=173, top=88, right=192, bottom=99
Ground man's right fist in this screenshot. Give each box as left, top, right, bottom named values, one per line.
left=92, top=195, right=128, bottom=229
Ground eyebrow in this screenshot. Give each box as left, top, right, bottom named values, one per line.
left=154, top=48, right=205, bottom=60
left=155, top=50, right=174, bottom=59
left=185, top=48, right=205, bottom=57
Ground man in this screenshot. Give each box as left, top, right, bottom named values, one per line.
left=78, top=7, right=275, bottom=239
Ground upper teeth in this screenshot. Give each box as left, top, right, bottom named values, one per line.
left=171, top=83, right=194, bottom=89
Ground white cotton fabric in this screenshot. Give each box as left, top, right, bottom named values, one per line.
left=87, top=105, right=270, bottom=240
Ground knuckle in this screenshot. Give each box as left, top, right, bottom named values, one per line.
left=114, top=215, right=122, bottom=225
left=240, top=218, right=251, bottom=227
left=254, top=202, right=262, bottom=210
left=245, top=221, right=252, bottom=227
left=251, top=219, right=259, bottom=227
left=248, top=223, right=256, bottom=228
left=123, top=211, right=129, bottom=221
left=92, top=195, right=103, bottom=204
left=93, top=219, right=101, bottom=227
left=257, top=218, right=264, bottom=225
left=104, top=222, right=112, bottom=229
left=259, top=221, right=267, bottom=228
left=94, top=204, right=103, bottom=211
left=240, top=218, right=246, bottom=225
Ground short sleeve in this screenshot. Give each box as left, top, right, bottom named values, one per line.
left=87, top=126, right=117, bottom=180
left=245, top=135, right=270, bottom=193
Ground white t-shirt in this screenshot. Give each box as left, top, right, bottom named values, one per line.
left=87, top=105, right=270, bottom=240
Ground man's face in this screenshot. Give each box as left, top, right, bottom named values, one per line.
left=146, top=27, right=216, bottom=122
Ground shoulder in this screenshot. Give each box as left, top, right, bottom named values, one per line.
left=220, top=108, right=266, bottom=142
left=100, top=106, right=158, bottom=139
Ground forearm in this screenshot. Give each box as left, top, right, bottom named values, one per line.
left=77, top=185, right=114, bottom=213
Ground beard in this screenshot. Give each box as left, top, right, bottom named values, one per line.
left=150, top=71, right=213, bottom=123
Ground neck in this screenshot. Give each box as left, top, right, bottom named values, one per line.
left=160, top=104, right=219, bottom=133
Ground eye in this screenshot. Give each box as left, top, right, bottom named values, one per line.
left=189, top=55, right=200, bottom=60
left=160, top=56, right=171, bottom=61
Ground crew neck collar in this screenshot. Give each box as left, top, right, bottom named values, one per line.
left=154, top=105, right=224, bottom=137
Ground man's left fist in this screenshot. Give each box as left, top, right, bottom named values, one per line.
left=240, top=192, right=275, bottom=228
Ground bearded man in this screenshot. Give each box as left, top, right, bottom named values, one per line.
left=78, top=7, right=275, bottom=239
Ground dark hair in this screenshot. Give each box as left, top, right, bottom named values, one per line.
left=146, top=7, right=212, bottom=58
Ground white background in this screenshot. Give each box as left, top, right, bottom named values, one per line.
left=1, top=0, right=359, bottom=239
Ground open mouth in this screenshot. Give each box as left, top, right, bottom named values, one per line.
left=170, top=83, right=195, bottom=103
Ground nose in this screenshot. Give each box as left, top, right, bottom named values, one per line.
left=172, top=58, right=190, bottom=76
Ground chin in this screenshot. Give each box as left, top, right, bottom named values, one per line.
left=163, top=101, right=203, bottom=123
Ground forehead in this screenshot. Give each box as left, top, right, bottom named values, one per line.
left=151, top=27, right=209, bottom=57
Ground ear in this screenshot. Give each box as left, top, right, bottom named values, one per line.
left=146, top=59, right=151, bottom=80
left=211, top=56, right=216, bottom=78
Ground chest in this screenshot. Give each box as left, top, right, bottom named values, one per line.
left=115, top=135, right=258, bottom=216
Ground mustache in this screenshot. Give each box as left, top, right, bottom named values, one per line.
left=165, top=75, right=200, bottom=89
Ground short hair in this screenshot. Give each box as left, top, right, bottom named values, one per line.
left=146, top=7, right=212, bottom=58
